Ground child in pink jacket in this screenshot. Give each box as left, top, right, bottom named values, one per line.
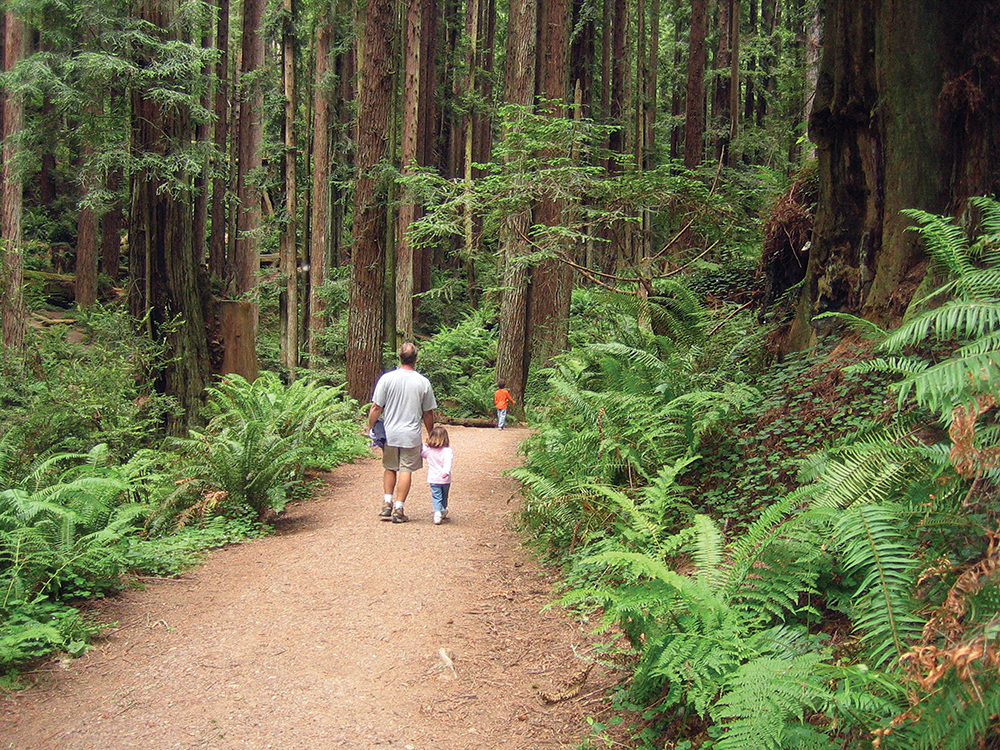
left=421, top=426, right=453, bottom=525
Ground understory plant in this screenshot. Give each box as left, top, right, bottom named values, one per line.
left=0, top=445, right=149, bottom=670
left=525, top=200, right=1000, bottom=749
left=162, top=371, right=365, bottom=525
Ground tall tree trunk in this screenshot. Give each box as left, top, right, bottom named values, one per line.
left=280, top=0, right=299, bottom=377
left=347, top=0, right=396, bottom=402
left=128, top=0, right=212, bottom=434
left=415, top=0, right=440, bottom=297
left=396, top=0, right=423, bottom=343
left=209, top=0, right=230, bottom=283
left=802, top=2, right=822, bottom=161
left=193, top=25, right=212, bottom=269
left=100, top=167, right=123, bottom=282
left=528, top=0, right=572, bottom=366
left=669, top=0, right=683, bottom=160
left=229, top=0, right=264, bottom=379
left=712, top=0, right=733, bottom=163
left=788, top=0, right=1000, bottom=350
left=1, top=7, right=26, bottom=356
left=307, top=16, right=331, bottom=364
left=683, top=0, right=708, bottom=168
left=570, top=0, right=594, bottom=120
left=494, top=0, right=537, bottom=406
left=756, top=0, right=777, bottom=128
left=75, top=182, right=100, bottom=307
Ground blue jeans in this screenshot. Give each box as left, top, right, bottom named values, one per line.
left=497, top=408, right=507, bottom=428
left=430, top=483, right=450, bottom=512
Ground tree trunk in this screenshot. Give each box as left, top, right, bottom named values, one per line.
left=229, top=0, right=264, bottom=379
left=788, top=0, right=1000, bottom=350
left=1, top=8, right=26, bottom=356
left=307, top=16, right=331, bottom=364
left=280, top=0, right=299, bottom=377
left=528, top=0, right=572, bottom=366
left=347, top=0, right=396, bottom=402
left=683, top=0, right=708, bottom=168
left=712, top=0, right=733, bottom=163
left=100, top=168, right=123, bottom=282
left=494, top=0, right=537, bottom=405
left=75, top=193, right=99, bottom=308
left=128, top=0, right=212, bottom=434
left=396, top=0, right=423, bottom=344
left=209, top=0, right=230, bottom=283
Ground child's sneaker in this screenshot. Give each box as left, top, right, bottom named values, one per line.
left=379, top=503, right=393, bottom=520
left=440, top=508, right=448, bottom=520
left=433, top=511, right=443, bottom=525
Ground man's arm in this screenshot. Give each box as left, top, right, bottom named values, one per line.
left=423, top=409, right=435, bottom=436
left=368, top=403, right=383, bottom=431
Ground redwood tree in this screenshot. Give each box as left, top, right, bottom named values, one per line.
left=788, top=0, right=1000, bottom=349
left=347, top=0, right=396, bottom=402
left=128, top=0, right=212, bottom=433
left=1, top=7, right=26, bottom=356
left=494, top=0, right=538, bottom=408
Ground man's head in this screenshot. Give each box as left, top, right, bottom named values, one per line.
left=399, top=342, right=418, bottom=365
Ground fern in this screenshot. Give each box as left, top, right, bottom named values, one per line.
left=713, top=655, right=905, bottom=750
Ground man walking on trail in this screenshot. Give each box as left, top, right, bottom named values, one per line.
left=367, top=342, right=437, bottom=523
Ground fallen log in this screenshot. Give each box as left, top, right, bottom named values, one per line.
left=436, top=416, right=498, bottom=427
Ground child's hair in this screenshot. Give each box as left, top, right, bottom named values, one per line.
left=427, top=425, right=450, bottom=448
left=497, top=379, right=506, bottom=389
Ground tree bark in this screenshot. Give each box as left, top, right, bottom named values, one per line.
left=209, top=0, right=230, bottom=283
left=1, top=8, right=26, bottom=355
left=494, top=0, right=537, bottom=406
left=229, top=0, right=264, bottom=379
left=347, top=0, right=396, bottom=402
left=128, top=0, right=212, bottom=434
left=396, top=0, right=423, bottom=343
left=307, top=16, right=331, bottom=364
left=683, top=0, right=708, bottom=168
left=788, top=0, right=1000, bottom=350
left=100, top=168, right=123, bottom=282
left=280, top=0, right=299, bottom=377
left=528, top=0, right=572, bottom=366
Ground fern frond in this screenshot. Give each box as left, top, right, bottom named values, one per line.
left=882, top=300, right=1000, bottom=353
left=689, top=514, right=726, bottom=590
left=832, top=503, right=924, bottom=668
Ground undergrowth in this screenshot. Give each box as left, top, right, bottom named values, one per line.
left=518, top=200, right=1000, bottom=749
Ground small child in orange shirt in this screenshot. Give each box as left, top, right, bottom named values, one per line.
left=494, top=379, right=515, bottom=430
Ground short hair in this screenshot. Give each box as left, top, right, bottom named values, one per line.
left=427, top=425, right=449, bottom=447
left=497, top=379, right=506, bottom=389
left=399, top=342, right=418, bottom=365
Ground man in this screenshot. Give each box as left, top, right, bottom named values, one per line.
left=367, top=342, right=437, bottom=523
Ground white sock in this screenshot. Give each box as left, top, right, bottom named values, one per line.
left=383, top=494, right=393, bottom=505
left=394, top=501, right=404, bottom=510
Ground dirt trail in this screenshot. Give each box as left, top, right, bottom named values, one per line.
left=1, top=426, right=618, bottom=750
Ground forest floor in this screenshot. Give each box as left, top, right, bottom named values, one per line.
left=0, top=425, right=628, bottom=750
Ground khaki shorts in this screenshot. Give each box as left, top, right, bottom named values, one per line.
left=383, top=445, right=423, bottom=472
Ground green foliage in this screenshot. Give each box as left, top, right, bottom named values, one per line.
left=415, top=307, right=499, bottom=419
left=0, top=306, right=176, bottom=480
left=847, top=197, right=1000, bottom=422
left=164, top=371, right=364, bottom=524
left=0, top=600, right=101, bottom=672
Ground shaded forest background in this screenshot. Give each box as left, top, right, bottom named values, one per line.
left=2, top=0, right=1000, bottom=747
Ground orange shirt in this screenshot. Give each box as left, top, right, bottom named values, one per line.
left=494, top=388, right=514, bottom=409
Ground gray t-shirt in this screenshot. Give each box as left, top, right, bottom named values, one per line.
left=371, top=368, right=437, bottom=448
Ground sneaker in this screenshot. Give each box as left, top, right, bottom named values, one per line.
left=433, top=511, right=442, bottom=525
left=379, top=503, right=393, bottom=520
left=440, top=508, right=448, bottom=520
left=391, top=508, right=409, bottom=524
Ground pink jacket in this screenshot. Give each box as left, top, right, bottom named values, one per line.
left=421, top=444, right=453, bottom=485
